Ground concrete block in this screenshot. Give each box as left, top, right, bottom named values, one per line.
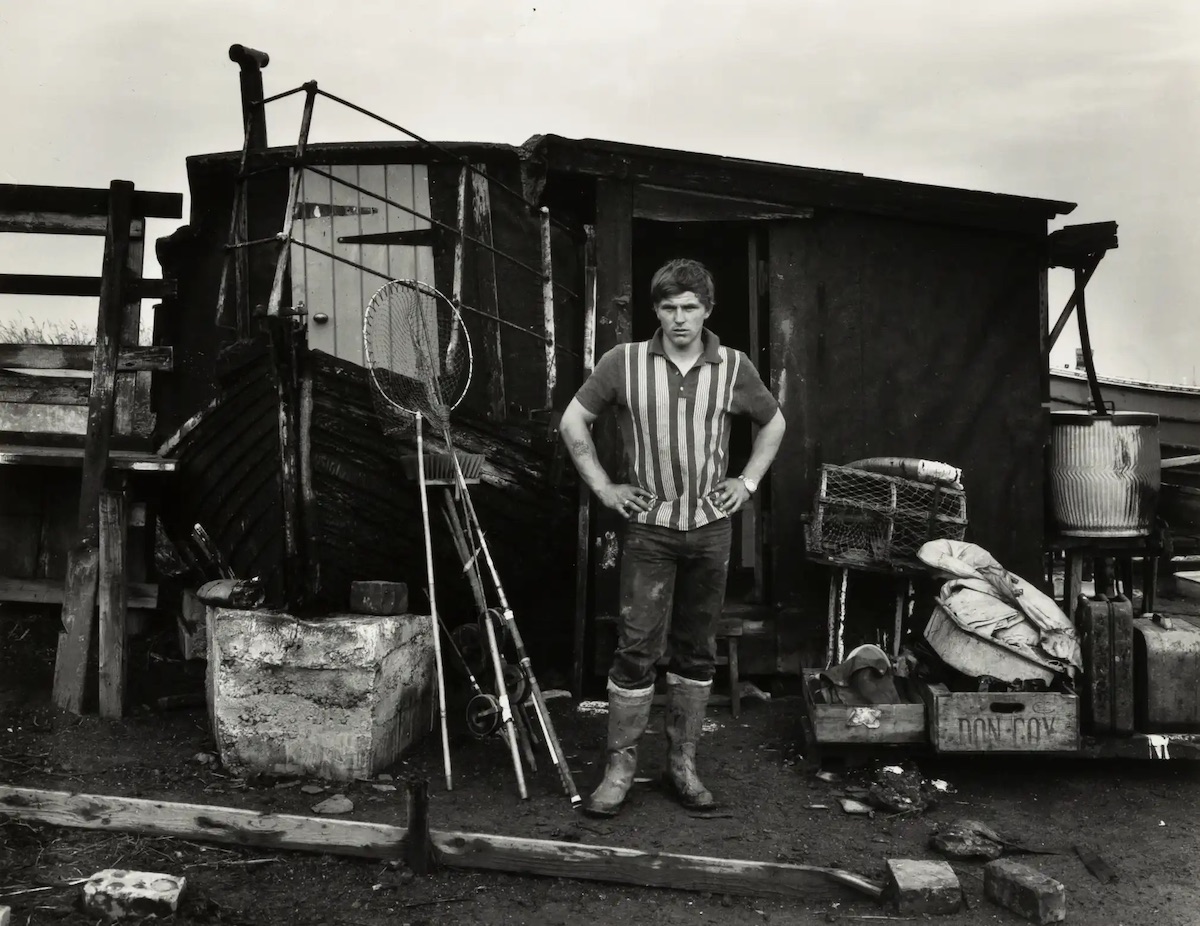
left=81, top=870, right=185, bottom=920
left=206, top=608, right=433, bottom=781
left=984, top=858, right=1066, bottom=924
left=350, top=580, right=409, bottom=616
left=883, top=859, right=962, bottom=915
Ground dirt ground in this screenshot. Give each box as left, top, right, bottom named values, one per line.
left=2, top=607, right=1199, bottom=926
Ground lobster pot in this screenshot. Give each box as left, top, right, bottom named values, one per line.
left=1049, top=411, right=1160, bottom=537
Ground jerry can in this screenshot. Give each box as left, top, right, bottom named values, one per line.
left=1133, top=613, right=1200, bottom=732
left=1075, top=592, right=1135, bottom=735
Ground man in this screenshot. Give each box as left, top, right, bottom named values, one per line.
left=559, top=257, right=786, bottom=817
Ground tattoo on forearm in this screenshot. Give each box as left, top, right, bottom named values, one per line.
left=569, top=438, right=597, bottom=464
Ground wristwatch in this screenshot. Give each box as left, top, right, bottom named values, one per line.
left=738, top=475, right=758, bottom=495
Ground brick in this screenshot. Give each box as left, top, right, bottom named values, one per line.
left=984, top=858, right=1066, bottom=924
left=81, top=870, right=186, bottom=920
left=350, top=580, right=409, bottom=616
left=0, top=904, right=11, bottom=926
left=883, top=859, right=962, bottom=915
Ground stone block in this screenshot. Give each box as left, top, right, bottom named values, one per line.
left=350, top=580, right=409, bottom=616
left=883, top=859, right=962, bottom=915
left=0, top=904, right=10, bottom=926
left=984, top=858, right=1066, bottom=924
left=81, top=870, right=185, bottom=920
left=206, top=608, right=433, bottom=781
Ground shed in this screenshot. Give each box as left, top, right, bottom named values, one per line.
left=152, top=128, right=1075, bottom=686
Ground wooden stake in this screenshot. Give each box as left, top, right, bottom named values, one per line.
left=403, top=778, right=433, bottom=875
left=539, top=206, right=556, bottom=410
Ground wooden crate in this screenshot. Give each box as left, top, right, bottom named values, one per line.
left=920, top=683, right=1080, bottom=753
left=801, top=670, right=927, bottom=745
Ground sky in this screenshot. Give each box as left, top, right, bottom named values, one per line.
left=2, top=0, right=1198, bottom=382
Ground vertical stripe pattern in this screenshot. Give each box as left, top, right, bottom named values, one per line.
left=622, top=338, right=742, bottom=531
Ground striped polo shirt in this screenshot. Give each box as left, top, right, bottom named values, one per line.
left=575, top=329, right=780, bottom=531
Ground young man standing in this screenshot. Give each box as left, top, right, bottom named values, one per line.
left=559, top=258, right=786, bottom=817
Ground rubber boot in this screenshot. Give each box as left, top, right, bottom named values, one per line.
left=663, top=671, right=716, bottom=809
left=583, top=680, right=654, bottom=818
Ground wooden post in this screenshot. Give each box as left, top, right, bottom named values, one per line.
left=540, top=206, right=556, bottom=410
left=113, top=224, right=146, bottom=437
left=98, top=484, right=128, bottom=718
left=571, top=226, right=597, bottom=698
left=469, top=166, right=506, bottom=420
left=267, top=314, right=307, bottom=609
left=53, top=180, right=135, bottom=713
left=266, top=82, right=317, bottom=319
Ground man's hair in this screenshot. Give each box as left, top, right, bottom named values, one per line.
left=650, top=258, right=715, bottom=310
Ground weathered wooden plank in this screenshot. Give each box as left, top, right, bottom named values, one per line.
left=0, top=787, right=405, bottom=858
left=0, top=345, right=172, bottom=372
left=572, top=226, right=597, bottom=698
left=114, top=225, right=146, bottom=437
left=54, top=179, right=136, bottom=713
left=633, top=184, right=815, bottom=223
left=0, top=445, right=175, bottom=472
left=0, top=274, right=168, bottom=299
left=432, top=831, right=881, bottom=901
left=470, top=165, right=506, bottom=420
left=98, top=488, right=127, bottom=719
left=590, top=180, right=634, bottom=629
left=0, top=371, right=90, bottom=405
left=0, top=786, right=881, bottom=902
left=0, top=184, right=182, bottom=220
left=0, top=212, right=145, bottom=237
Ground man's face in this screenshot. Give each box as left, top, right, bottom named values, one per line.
left=655, top=291, right=712, bottom=351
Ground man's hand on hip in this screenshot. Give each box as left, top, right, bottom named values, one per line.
left=709, top=477, right=751, bottom=515
left=598, top=484, right=656, bottom=519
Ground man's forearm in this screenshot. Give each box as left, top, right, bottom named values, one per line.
left=561, top=420, right=614, bottom=494
left=740, top=411, right=786, bottom=484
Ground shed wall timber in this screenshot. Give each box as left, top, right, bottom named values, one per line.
left=769, top=212, right=1046, bottom=629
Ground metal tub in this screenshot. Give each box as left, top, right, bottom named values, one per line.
left=1048, top=411, right=1160, bottom=537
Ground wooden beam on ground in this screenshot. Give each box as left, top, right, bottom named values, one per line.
left=0, top=344, right=173, bottom=373
left=0, top=786, right=883, bottom=903
left=53, top=180, right=135, bottom=713
left=0, top=787, right=406, bottom=858
left=432, top=831, right=882, bottom=902
left=0, top=445, right=176, bottom=472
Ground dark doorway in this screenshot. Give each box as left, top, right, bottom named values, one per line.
left=631, top=220, right=767, bottom=604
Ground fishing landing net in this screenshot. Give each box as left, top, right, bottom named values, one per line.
left=363, top=279, right=483, bottom=480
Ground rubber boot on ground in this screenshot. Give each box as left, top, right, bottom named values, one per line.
left=663, top=671, right=716, bottom=809
left=583, top=680, right=654, bottom=818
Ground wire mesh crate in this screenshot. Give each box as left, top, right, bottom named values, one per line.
left=807, top=464, right=968, bottom=569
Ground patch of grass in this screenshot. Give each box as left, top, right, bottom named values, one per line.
left=0, top=316, right=94, bottom=345
left=0, top=315, right=154, bottom=346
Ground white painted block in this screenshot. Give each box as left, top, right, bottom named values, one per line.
left=206, top=608, right=434, bottom=780
left=81, top=870, right=185, bottom=920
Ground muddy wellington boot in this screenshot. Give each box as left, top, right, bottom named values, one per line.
left=583, top=680, right=654, bottom=818
left=663, top=672, right=716, bottom=810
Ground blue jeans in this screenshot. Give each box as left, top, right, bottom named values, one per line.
left=610, top=519, right=733, bottom=690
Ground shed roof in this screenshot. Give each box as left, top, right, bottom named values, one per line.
left=524, top=134, right=1077, bottom=233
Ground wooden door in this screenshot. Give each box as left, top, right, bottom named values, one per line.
left=290, top=164, right=434, bottom=366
